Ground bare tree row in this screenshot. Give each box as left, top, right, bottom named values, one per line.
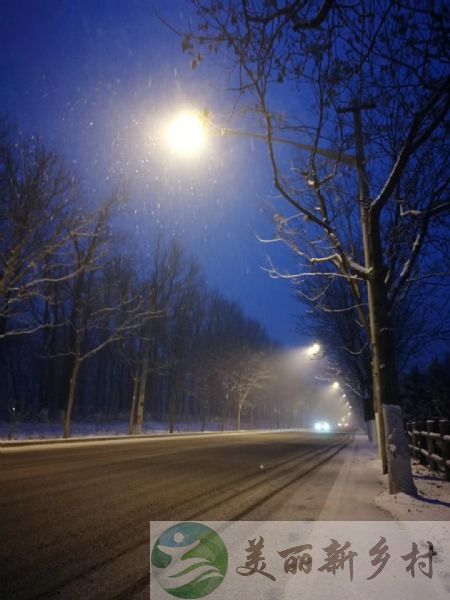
left=0, top=122, right=311, bottom=437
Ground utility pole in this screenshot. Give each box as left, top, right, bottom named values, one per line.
left=338, top=103, right=387, bottom=473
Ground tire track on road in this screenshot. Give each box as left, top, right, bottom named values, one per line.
left=37, top=435, right=352, bottom=600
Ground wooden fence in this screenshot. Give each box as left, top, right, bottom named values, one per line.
left=405, top=419, right=450, bottom=481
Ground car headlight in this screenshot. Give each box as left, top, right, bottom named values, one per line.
left=313, top=421, right=330, bottom=432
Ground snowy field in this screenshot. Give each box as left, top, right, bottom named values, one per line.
left=0, top=418, right=265, bottom=441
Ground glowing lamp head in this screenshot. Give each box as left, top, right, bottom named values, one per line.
left=305, top=342, right=321, bottom=357
left=332, top=381, right=339, bottom=390
left=165, top=110, right=207, bottom=158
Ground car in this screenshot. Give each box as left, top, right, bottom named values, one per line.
left=313, top=421, right=331, bottom=432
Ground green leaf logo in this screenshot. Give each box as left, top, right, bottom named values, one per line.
left=151, top=522, right=228, bottom=599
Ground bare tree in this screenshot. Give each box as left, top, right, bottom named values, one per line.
left=55, top=194, right=154, bottom=437
left=0, top=127, right=78, bottom=339
left=176, top=0, right=449, bottom=493
left=220, top=347, right=274, bottom=430
left=1, top=122, right=282, bottom=435
left=130, top=238, right=203, bottom=434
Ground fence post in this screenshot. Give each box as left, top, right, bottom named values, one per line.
left=410, top=421, right=417, bottom=460
left=426, top=420, right=437, bottom=471
left=439, top=419, right=450, bottom=481
left=417, top=421, right=427, bottom=465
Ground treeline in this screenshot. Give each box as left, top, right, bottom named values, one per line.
left=401, top=356, right=450, bottom=421
left=0, top=123, right=308, bottom=436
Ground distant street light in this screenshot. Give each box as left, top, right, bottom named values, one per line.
left=305, top=342, right=321, bottom=358
left=332, top=381, right=340, bottom=390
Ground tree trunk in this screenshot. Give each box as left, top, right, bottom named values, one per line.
left=0, top=291, right=11, bottom=340
left=38, top=295, right=51, bottom=413
left=236, top=402, right=242, bottom=431
left=372, top=280, right=416, bottom=494
left=366, top=419, right=377, bottom=443
left=220, top=393, right=229, bottom=431
left=135, top=354, right=149, bottom=434
left=383, top=404, right=417, bottom=495
left=352, top=107, right=388, bottom=474
left=93, top=349, right=103, bottom=415
left=47, top=301, right=60, bottom=417
left=354, top=103, right=420, bottom=489
left=64, top=354, right=81, bottom=438
left=362, top=391, right=374, bottom=422
left=169, top=387, right=177, bottom=434
left=201, top=404, right=206, bottom=432
left=128, top=375, right=140, bottom=435
left=370, top=223, right=407, bottom=480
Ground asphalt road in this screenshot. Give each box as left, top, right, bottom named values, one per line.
left=0, top=430, right=352, bottom=599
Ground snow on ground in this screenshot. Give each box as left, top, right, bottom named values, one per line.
left=316, top=434, right=391, bottom=520
left=0, top=418, right=251, bottom=441
left=2, top=424, right=449, bottom=520
left=370, top=447, right=450, bottom=520
left=293, top=434, right=450, bottom=521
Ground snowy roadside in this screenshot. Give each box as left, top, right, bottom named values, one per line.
left=371, top=447, right=450, bottom=520
left=0, top=419, right=288, bottom=443
left=0, top=419, right=222, bottom=441
left=0, top=423, right=310, bottom=450
left=316, top=434, right=450, bottom=520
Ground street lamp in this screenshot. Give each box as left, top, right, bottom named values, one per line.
left=163, top=109, right=357, bottom=165
left=332, top=381, right=339, bottom=390
left=164, top=110, right=207, bottom=158
left=305, top=342, right=321, bottom=358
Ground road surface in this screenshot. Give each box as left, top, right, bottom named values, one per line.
left=1, top=430, right=354, bottom=599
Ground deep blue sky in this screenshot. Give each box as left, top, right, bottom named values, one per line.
left=0, top=0, right=308, bottom=348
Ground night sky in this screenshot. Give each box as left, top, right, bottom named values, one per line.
left=0, top=0, right=307, bottom=348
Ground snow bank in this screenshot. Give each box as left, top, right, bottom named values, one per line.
left=0, top=419, right=212, bottom=440
left=318, top=434, right=450, bottom=521
left=0, top=418, right=277, bottom=441
left=372, top=453, right=450, bottom=520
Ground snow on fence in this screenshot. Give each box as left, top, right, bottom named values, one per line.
left=405, top=419, right=450, bottom=481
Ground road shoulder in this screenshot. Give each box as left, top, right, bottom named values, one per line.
left=317, top=434, right=393, bottom=520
